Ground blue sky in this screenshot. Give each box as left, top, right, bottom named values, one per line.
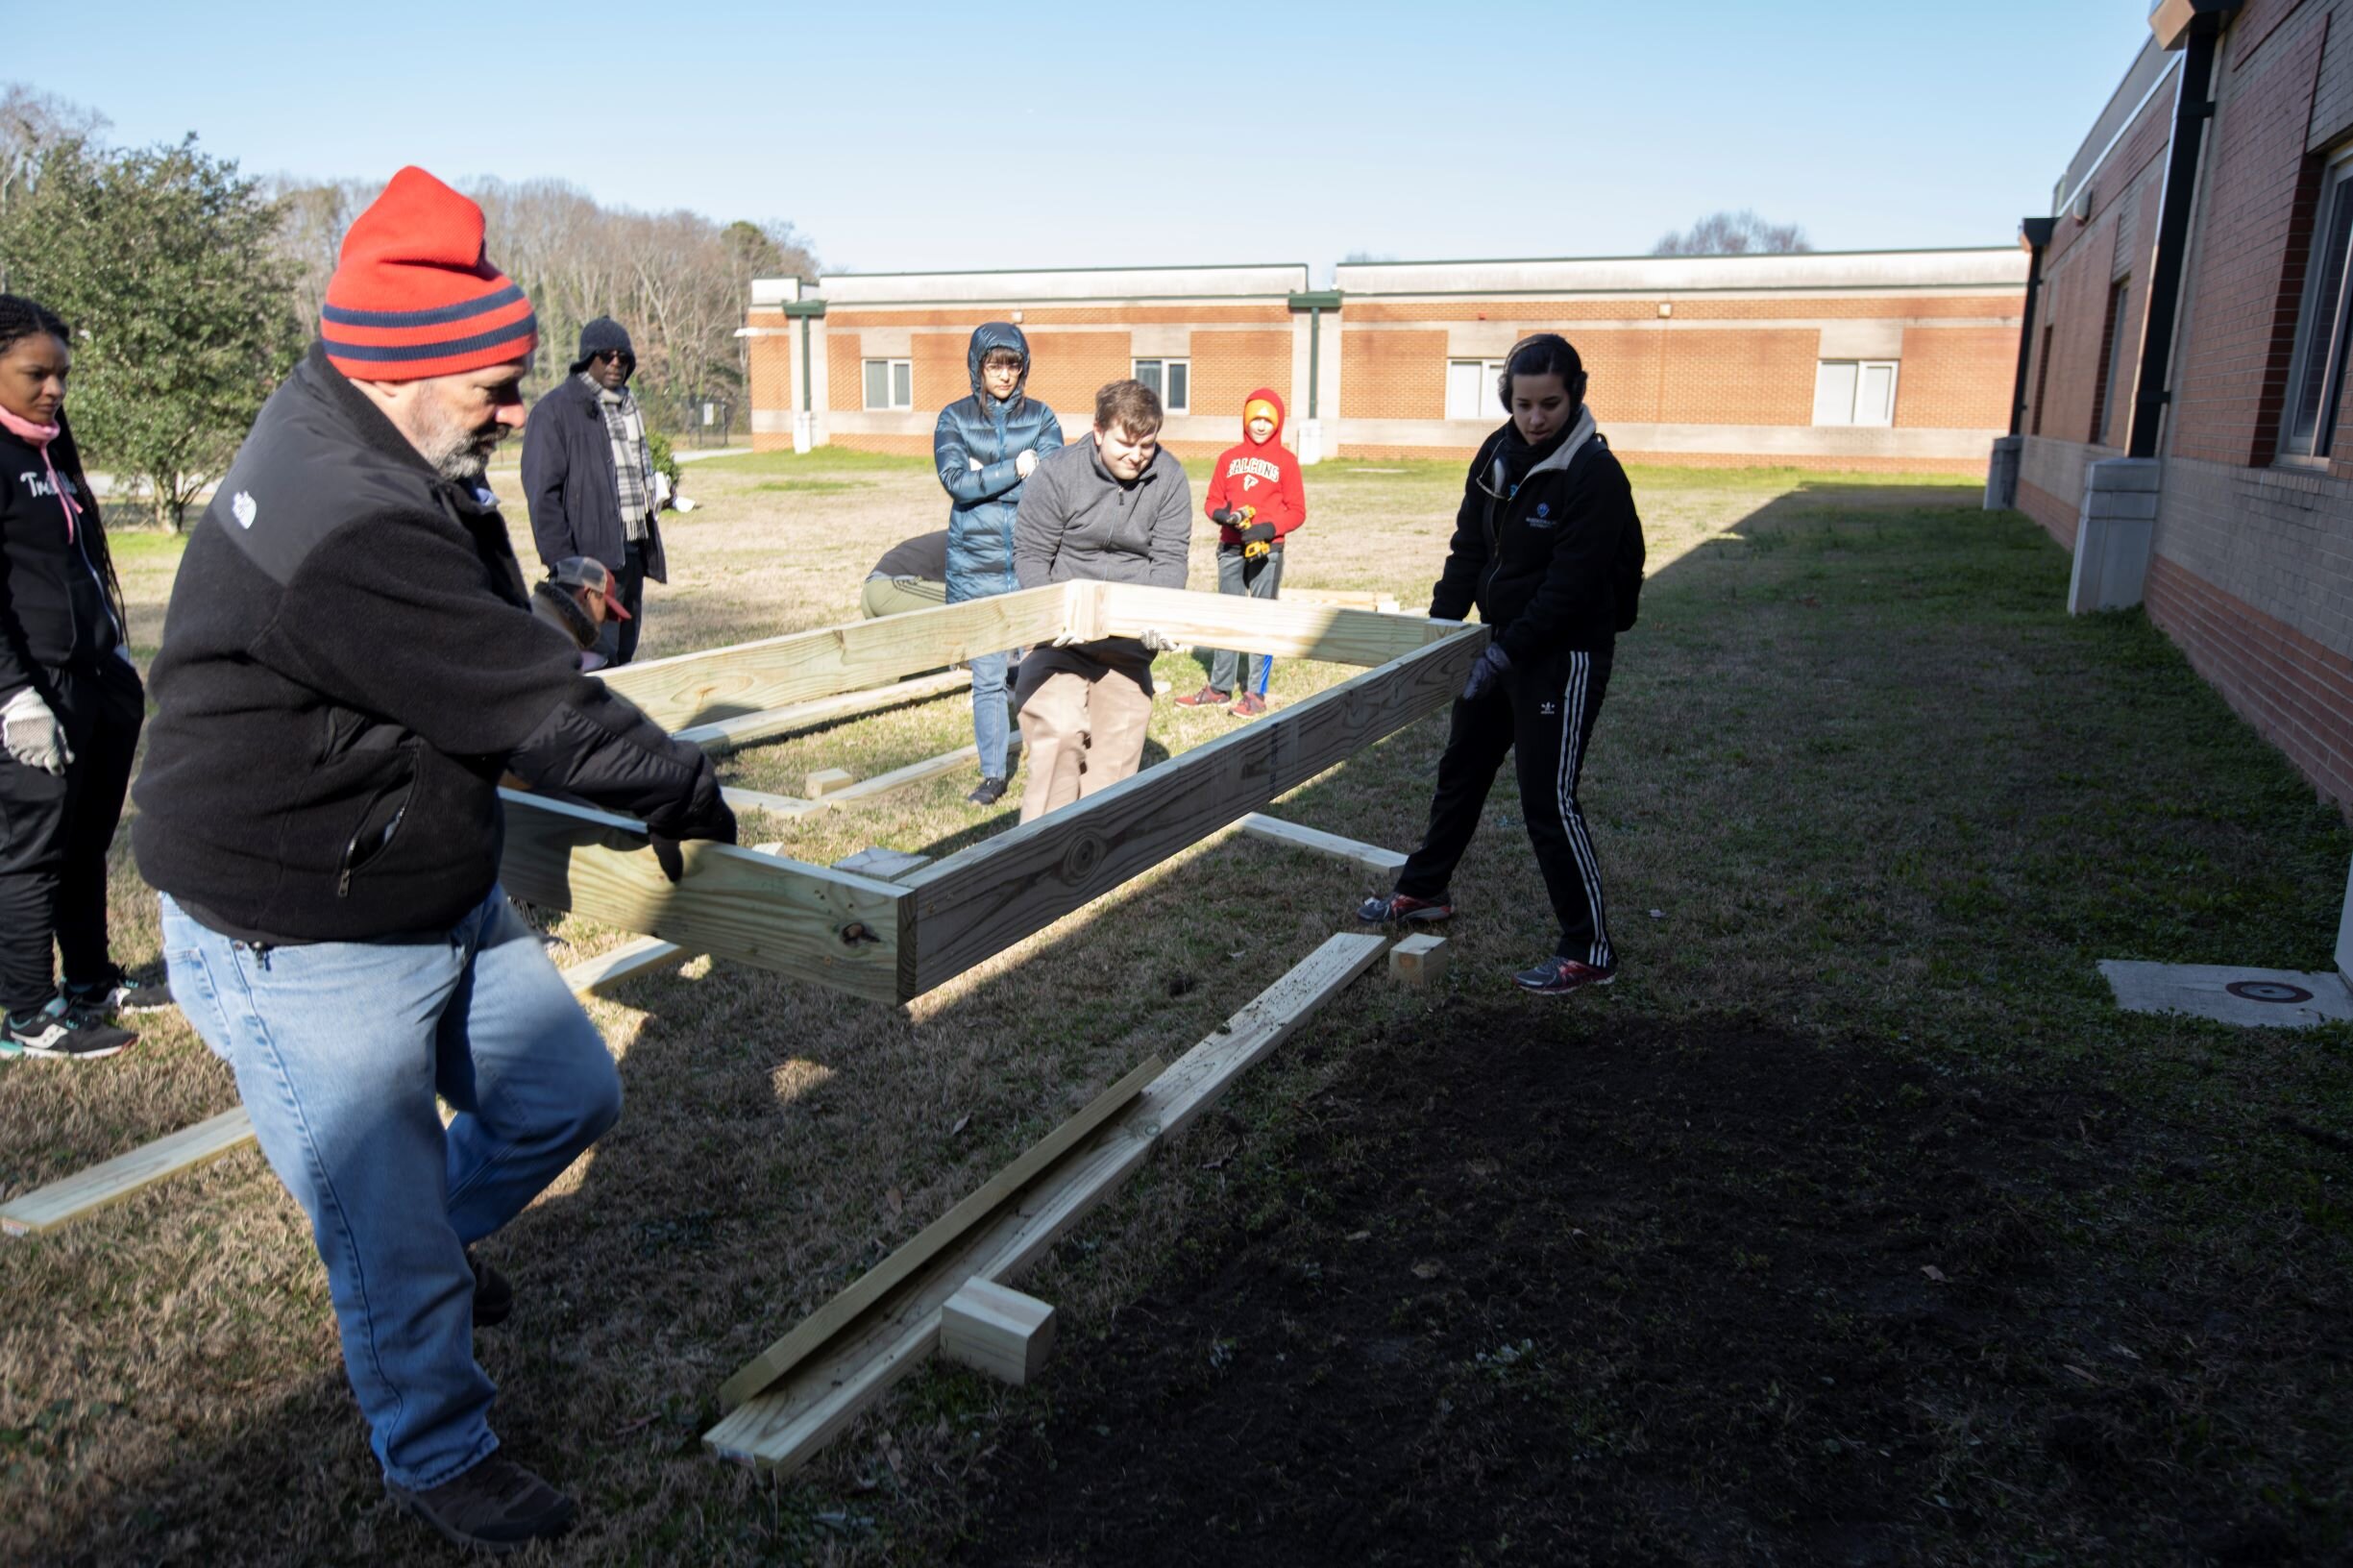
left=42, top=0, right=2145, bottom=276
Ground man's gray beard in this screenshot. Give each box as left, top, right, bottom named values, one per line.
left=412, top=397, right=500, bottom=481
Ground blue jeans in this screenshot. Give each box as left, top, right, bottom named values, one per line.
left=968, top=649, right=1014, bottom=778
left=159, top=885, right=622, bottom=1490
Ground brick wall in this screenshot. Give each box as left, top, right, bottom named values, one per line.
left=1659, top=330, right=1819, bottom=425
left=1897, top=327, right=2019, bottom=429
left=827, top=331, right=863, bottom=413
left=1019, top=330, right=1133, bottom=422
left=1190, top=329, right=1291, bottom=422
left=1340, top=330, right=1447, bottom=419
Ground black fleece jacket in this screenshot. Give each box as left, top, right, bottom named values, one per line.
left=134, top=344, right=726, bottom=943
left=0, top=417, right=123, bottom=695
left=1429, top=420, right=1644, bottom=660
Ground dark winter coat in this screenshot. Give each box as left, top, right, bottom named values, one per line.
left=135, top=344, right=723, bottom=944
left=521, top=373, right=669, bottom=581
left=0, top=417, right=127, bottom=696
left=1429, top=413, right=1645, bottom=660
left=934, top=323, right=1063, bottom=602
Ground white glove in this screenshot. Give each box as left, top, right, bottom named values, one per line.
left=2, top=687, right=71, bottom=775
left=1139, top=628, right=1182, bottom=654
left=1016, top=449, right=1038, bottom=479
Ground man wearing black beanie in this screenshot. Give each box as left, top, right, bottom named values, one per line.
left=522, top=316, right=666, bottom=665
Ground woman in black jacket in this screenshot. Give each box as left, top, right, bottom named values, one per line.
left=0, top=295, right=165, bottom=1059
left=1358, top=333, right=1646, bottom=995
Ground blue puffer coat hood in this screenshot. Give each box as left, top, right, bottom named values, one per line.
left=935, top=323, right=1064, bottom=600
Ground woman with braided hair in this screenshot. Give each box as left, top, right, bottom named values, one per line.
left=0, top=294, right=166, bottom=1060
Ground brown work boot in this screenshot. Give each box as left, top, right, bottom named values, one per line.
left=1173, top=684, right=1231, bottom=707
left=388, top=1454, right=576, bottom=1553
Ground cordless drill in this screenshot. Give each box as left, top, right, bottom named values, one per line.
left=1212, top=504, right=1274, bottom=560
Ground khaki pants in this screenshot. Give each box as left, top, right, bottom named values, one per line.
left=860, top=575, right=947, bottom=619
left=1015, top=646, right=1155, bottom=822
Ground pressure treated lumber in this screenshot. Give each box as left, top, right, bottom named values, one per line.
left=824, top=740, right=1008, bottom=805
left=720, top=788, right=822, bottom=818
left=716, top=1054, right=1164, bottom=1409
left=676, top=669, right=970, bottom=755
left=1238, top=812, right=1409, bottom=878
left=804, top=768, right=856, bottom=798
left=704, top=932, right=1387, bottom=1470
left=941, top=1280, right=1056, bottom=1384
left=601, top=584, right=1071, bottom=731
left=1093, top=581, right=1456, bottom=668
left=498, top=792, right=907, bottom=1004
left=1284, top=587, right=1403, bottom=615
left=1, top=1109, right=256, bottom=1237
left=1389, top=933, right=1449, bottom=986
left=898, top=628, right=1483, bottom=995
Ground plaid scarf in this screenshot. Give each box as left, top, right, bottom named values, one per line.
left=587, top=372, right=654, bottom=540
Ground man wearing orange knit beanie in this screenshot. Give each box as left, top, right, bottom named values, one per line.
left=133, top=167, right=736, bottom=1553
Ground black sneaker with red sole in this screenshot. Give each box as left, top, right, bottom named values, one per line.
left=1356, top=891, right=1454, bottom=925
left=1512, top=957, right=1617, bottom=995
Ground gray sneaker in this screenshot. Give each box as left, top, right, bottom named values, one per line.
left=387, top=1455, right=575, bottom=1553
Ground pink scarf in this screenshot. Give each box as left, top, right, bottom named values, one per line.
left=0, top=404, right=79, bottom=542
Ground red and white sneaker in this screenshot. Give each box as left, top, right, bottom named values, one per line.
left=1173, top=685, right=1232, bottom=708
left=1356, top=891, right=1454, bottom=925
left=1513, top=957, right=1617, bottom=995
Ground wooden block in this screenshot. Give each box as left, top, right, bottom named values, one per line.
left=803, top=768, right=856, bottom=798
left=705, top=932, right=1387, bottom=1471
left=1238, top=813, right=1409, bottom=879
left=721, top=787, right=823, bottom=818
left=1389, top=933, right=1448, bottom=986
left=831, top=847, right=934, bottom=882
left=717, top=1053, right=1164, bottom=1409
left=941, top=1280, right=1056, bottom=1384
left=2, top=1109, right=256, bottom=1237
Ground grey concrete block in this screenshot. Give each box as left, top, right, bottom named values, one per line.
left=2099, top=960, right=2353, bottom=1029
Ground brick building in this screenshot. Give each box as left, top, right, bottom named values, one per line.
left=1992, top=0, right=2353, bottom=813
left=744, top=249, right=2025, bottom=472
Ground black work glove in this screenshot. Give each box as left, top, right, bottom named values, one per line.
left=1240, top=522, right=1276, bottom=544
left=1210, top=506, right=1238, bottom=526
left=643, top=753, right=739, bottom=883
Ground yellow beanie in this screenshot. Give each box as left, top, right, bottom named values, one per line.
left=1244, top=399, right=1279, bottom=427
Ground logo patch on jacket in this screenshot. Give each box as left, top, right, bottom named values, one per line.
left=1529, top=502, right=1557, bottom=530
left=232, top=491, right=258, bottom=528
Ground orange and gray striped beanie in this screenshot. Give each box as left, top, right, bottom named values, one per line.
left=319, top=166, right=538, bottom=380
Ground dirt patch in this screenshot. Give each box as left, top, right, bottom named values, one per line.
left=955, top=1006, right=2344, bottom=1566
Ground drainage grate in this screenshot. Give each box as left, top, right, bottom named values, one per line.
left=2224, top=980, right=2315, bottom=1005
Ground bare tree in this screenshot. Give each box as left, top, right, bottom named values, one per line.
left=1652, top=210, right=1812, bottom=257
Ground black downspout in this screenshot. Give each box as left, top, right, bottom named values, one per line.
left=2128, top=15, right=2228, bottom=459
left=2010, top=218, right=2056, bottom=436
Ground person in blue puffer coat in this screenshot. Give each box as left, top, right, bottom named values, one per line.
left=935, top=322, right=1063, bottom=806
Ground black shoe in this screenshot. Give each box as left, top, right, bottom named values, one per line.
left=1356, top=891, right=1454, bottom=925
left=967, top=775, right=1009, bottom=807
left=470, top=1249, right=513, bottom=1328
left=1512, top=956, right=1618, bottom=995
left=62, top=968, right=175, bottom=1017
left=5, top=1000, right=137, bottom=1061
left=387, top=1454, right=576, bottom=1553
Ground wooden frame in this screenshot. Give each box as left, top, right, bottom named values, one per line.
left=500, top=582, right=1483, bottom=1005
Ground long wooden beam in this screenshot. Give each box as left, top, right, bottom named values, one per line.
left=1238, top=813, right=1409, bottom=878
left=601, top=585, right=1072, bottom=731
left=896, top=626, right=1483, bottom=996
left=703, top=932, right=1388, bottom=1471
left=1092, top=581, right=1457, bottom=668
left=498, top=793, right=906, bottom=1002
left=717, top=1054, right=1164, bottom=1410
left=676, top=669, right=971, bottom=755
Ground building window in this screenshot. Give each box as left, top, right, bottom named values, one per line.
left=1813, top=360, right=1898, bottom=427
left=862, top=358, right=912, bottom=411
left=2092, top=278, right=2133, bottom=447
left=2281, top=149, right=2353, bottom=460
left=1133, top=358, right=1189, bottom=414
left=2030, top=324, right=2053, bottom=436
left=1446, top=358, right=1507, bottom=421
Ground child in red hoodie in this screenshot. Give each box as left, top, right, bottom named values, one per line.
left=1176, top=387, right=1306, bottom=716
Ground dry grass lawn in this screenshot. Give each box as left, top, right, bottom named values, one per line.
left=2, top=448, right=2346, bottom=1564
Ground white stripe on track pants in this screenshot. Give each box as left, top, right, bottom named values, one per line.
left=1395, top=648, right=1615, bottom=969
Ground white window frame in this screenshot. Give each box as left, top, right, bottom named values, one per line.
left=1813, top=359, right=1899, bottom=428
left=2279, top=143, right=2353, bottom=461
left=1446, top=358, right=1507, bottom=421
left=1133, top=358, right=1189, bottom=415
left=862, top=357, right=912, bottom=411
